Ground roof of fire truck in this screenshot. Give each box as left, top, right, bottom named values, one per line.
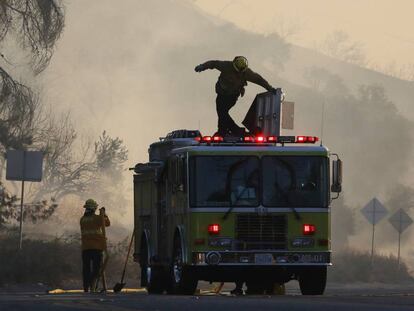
left=148, top=130, right=329, bottom=162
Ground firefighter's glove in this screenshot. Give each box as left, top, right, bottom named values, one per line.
left=194, top=64, right=204, bottom=72
left=270, top=87, right=278, bottom=95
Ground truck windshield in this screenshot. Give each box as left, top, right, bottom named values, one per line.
left=262, top=156, right=328, bottom=207
left=190, top=156, right=260, bottom=207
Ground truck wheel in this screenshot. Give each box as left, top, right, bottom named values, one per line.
left=299, top=267, right=327, bottom=295
left=169, top=237, right=197, bottom=295
left=140, top=243, right=164, bottom=294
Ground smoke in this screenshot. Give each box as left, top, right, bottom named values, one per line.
left=36, top=0, right=414, bottom=261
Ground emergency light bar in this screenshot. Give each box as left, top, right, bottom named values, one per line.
left=198, top=135, right=319, bottom=144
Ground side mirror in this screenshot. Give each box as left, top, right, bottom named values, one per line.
left=331, top=159, right=342, bottom=193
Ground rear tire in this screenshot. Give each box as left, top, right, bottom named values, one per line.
left=140, top=242, right=164, bottom=294
left=169, top=237, right=197, bottom=295
left=299, top=267, right=327, bottom=295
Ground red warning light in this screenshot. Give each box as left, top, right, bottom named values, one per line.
left=267, top=136, right=277, bottom=143
left=202, top=136, right=212, bottom=142
left=303, top=224, right=316, bottom=235
left=255, top=136, right=265, bottom=143
left=296, top=136, right=319, bottom=144
left=244, top=136, right=254, bottom=142
left=307, top=136, right=319, bottom=143
left=297, top=136, right=307, bottom=143
left=208, top=224, right=221, bottom=235
left=212, top=135, right=224, bottom=142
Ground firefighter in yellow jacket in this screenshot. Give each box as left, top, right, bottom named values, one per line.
left=80, top=199, right=110, bottom=292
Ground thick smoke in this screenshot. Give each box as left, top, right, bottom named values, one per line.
left=40, top=0, right=414, bottom=261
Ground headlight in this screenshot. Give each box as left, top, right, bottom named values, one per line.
left=291, top=237, right=314, bottom=247
left=194, top=253, right=205, bottom=264
left=206, top=251, right=221, bottom=265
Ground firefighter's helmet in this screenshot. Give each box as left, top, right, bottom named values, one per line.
left=233, top=56, right=248, bottom=72
left=83, top=199, right=98, bottom=210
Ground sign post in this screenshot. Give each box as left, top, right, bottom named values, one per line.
left=6, top=150, right=43, bottom=250
left=388, top=209, right=413, bottom=272
left=361, top=198, right=388, bottom=263
left=19, top=155, right=25, bottom=250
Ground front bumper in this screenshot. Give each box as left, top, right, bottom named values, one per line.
left=192, top=251, right=331, bottom=266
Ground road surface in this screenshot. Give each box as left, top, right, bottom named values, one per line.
left=1, top=282, right=414, bottom=311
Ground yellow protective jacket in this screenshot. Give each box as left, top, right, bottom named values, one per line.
left=80, top=212, right=110, bottom=251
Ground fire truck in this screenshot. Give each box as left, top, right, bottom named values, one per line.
left=132, top=90, right=342, bottom=295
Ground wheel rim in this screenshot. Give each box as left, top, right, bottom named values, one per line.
left=173, top=251, right=182, bottom=284
left=146, top=266, right=152, bottom=285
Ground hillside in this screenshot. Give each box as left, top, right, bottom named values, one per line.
left=284, top=45, right=414, bottom=120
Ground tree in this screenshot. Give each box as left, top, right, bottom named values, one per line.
left=0, top=0, right=65, bottom=226
left=0, top=66, right=39, bottom=179
left=29, top=113, right=97, bottom=202
left=0, top=128, right=130, bottom=225
left=320, top=31, right=366, bottom=66
left=90, top=131, right=129, bottom=213
left=0, top=182, right=17, bottom=225
left=0, top=0, right=64, bottom=73
left=95, top=131, right=128, bottom=179
left=0, top=0, right=65, bottom=161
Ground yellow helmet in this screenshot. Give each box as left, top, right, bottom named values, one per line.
left=83, top=199, right=98, bottom=209
left=233, top=56, right=248, bottom=72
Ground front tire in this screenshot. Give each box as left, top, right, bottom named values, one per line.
left=169, top=237, right=197, bottom=295
left=299, top=267, right=327, bottom=295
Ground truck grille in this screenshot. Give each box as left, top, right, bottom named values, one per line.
left=235, top=214, right=287, bottom=250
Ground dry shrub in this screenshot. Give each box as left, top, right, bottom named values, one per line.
left=329, top=249, right=414, bottom=283
left=0, top=229, right=139, bottom=289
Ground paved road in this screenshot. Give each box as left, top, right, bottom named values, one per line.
left=1, top=283, right=414, bottom=311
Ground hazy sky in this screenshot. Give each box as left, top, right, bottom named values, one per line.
left=193, top=0, right=414, bottom=68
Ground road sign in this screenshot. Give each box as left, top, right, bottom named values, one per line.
left=5, top=150, right=43, bottom=250
left=361, top=197, right=388, bottom=265
left=388, top=209, right=413, bottom=234
left=361, top=198, right=388, bottom=225
left=6, top=150, right=43, bottom=182
left=388, top=209, right=413, bottom=273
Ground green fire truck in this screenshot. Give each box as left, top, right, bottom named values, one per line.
left=132, top=91, right=342, bottom=295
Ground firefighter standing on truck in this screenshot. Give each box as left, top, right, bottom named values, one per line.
left=195, top=56, right=276, bottom=136
left=80, top=199, right=110, bottom=293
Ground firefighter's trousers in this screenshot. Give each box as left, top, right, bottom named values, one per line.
left=216, top=93, right=243, bottom=136
left=82, top=249, right=103, bottom=292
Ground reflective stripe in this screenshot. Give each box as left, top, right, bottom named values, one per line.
left=81, top=228, right=103, bottom=235
left=80, top=217, right=97, bottom=224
